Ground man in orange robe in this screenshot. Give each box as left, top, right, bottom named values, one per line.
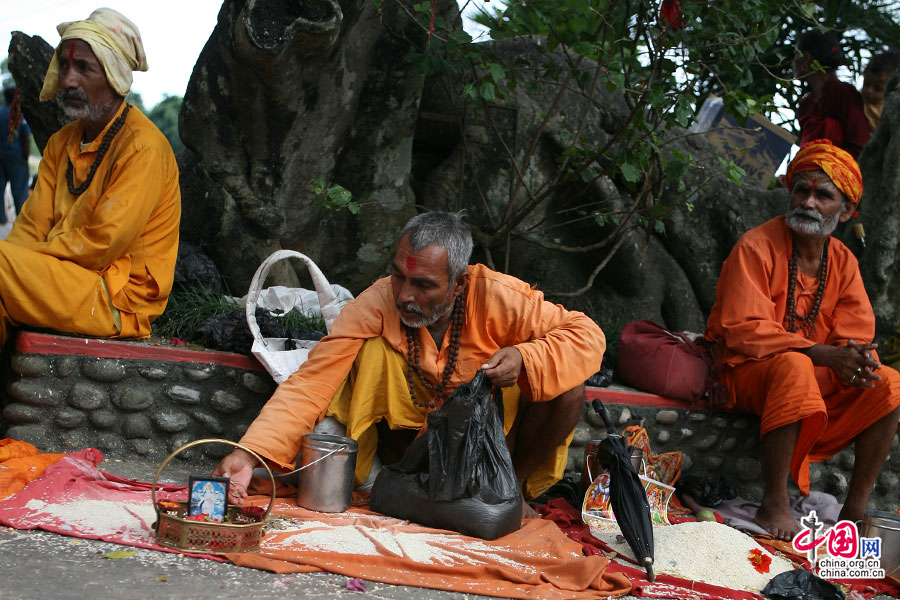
left=215, top=212, right=606, bottom=515
left=0, top=8, right=180, bottom=347
left=706, top=139, right=900, bottom=540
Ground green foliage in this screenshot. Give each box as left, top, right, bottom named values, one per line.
left=152, top=286, right=241, bottom=340
left=392, top=0, right=899, bottom=294
left=126, top=92, right=147, bottom=113
left=152, top=286, right=327, bottom=342
left=309, top=178, right=361, bottom=214
left=147, top=95, right=185, bottom=154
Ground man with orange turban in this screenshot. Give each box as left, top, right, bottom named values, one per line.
left=0, top=8, right=180, bottom=347
left=706, top=139, right=900, bottom=540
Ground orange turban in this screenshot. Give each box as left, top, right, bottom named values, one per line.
left=785, top=139, right=863, bottom=205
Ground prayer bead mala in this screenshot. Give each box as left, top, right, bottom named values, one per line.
left=66, top=104, right=131, bottom=196
left=784, top=237, right=829, bottom=339
left=405, top=292, right=465, bottom=409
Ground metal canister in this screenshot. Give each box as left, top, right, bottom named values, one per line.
left=296, top=433, right=358, bottom=513
left=862, top=510, right=900, bottom=579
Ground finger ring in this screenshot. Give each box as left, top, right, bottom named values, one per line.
left=850, top=374, right=858, bottom=384
left=856, top=367, right=863, bottom=375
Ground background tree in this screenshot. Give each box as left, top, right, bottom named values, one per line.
left=147, top=95, right=185, bottom=155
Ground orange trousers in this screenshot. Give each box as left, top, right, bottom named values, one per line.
left=722, top=351, right=900, bottom=494
left=0, top=241, right=119, bottom=346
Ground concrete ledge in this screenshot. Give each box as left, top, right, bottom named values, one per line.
left=16, top=331, right=264, bottom=371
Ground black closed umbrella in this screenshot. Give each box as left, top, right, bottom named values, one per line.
left=591, top=398, right=655, bottom=582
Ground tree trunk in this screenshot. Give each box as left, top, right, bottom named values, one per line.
left=178, top=0, right=432, bottom=292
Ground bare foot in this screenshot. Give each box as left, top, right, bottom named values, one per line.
left=754, top=502, right=799, bottom=541
left=521, top=498, right=539, bottom=519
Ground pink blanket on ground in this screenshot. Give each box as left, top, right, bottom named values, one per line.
left=0, top=448, right=222, bottom=560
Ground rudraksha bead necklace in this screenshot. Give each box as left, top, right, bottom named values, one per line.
left=405, top=292, right=465, bottom=409
left=66, top=103, right=131, bottom=196
left=784, top=236, right=829, bottom=338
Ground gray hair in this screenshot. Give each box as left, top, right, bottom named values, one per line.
left=399, top=211, right=473, bottom=280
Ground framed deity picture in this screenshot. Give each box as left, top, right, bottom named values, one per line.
left=188, top=475, right=230, bottom=523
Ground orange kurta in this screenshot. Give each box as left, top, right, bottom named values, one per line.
left=706, top=216, right=900, bottom=492
left=240, top=263, right=606, bottom=472
left=0, top=101, right=180, bottom=344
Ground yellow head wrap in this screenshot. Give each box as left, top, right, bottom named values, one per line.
left=39, top=8, right=148, bottom=101
left=785, top=139, right=863, bottom=205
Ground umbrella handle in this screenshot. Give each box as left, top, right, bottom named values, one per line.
left=644, top=557, right=655, bottom=582
left=591, top=399, right=617, bottom=435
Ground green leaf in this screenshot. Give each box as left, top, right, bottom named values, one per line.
left=487, top=62, right=505, bottom=82
left=620, top=162, right=641, bottom=183
left=104, top=551, right=136, bottom=559
left=479, top=81, right=496, bottom=102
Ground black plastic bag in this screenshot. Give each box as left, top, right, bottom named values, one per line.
left=369, top=370, right=522, bottom=540
left=586, top=356, right=615, bottom=387
left=674, top=474, right=738, bottom=508
left=762, top=569, right=845, bottom=600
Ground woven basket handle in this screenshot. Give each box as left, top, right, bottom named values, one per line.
left=245, top=250, right=340, bottom=348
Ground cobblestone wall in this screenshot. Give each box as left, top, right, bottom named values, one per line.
left=1, top=353, right=275, bottom=463
left=2, top=348, right=898, bottom=511
left=567, top=400, right=900, bottom=511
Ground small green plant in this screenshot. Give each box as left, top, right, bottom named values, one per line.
left=152, top=286, right=241, bottom=340
left=153, top=286, right=329, bottom=343
left=309, top=178, right=360, bottom=214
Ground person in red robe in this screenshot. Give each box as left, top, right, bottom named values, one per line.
left=794, top=30, right=870, bottom=159
left=706, top=139, right=900, bottom=540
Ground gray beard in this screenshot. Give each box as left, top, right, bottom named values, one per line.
left=63, top=102, right=112, bottom=122
left=397, top=290, right=455, bottom=329
left=786, top=205, right=842, bottom=237
left=61, top=89, right=115, bottom=123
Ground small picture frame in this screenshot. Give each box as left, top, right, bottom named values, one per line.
left=188, top=475, right=229, bottom=523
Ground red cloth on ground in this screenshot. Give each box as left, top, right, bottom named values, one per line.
left=541, top=497, right=900, bottom=599
left=0, top=447, right=633, bottom=599
left=0, top=448, right=221, bottom=559
left=540, top=499, right=761, bottom=599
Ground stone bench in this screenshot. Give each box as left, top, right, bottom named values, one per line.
left=1, top=331, right=276, bottom=463
left=1, top=331, right=897, bottom=510
left=573, top=385, right=900, bottom=511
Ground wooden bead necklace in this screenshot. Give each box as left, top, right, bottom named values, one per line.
left=784, top=237, right=829, bottom=339
left=404, top=292, right=465, bottom=409
left=66, top=104, right=131, bottom=196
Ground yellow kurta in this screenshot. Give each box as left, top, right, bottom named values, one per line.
left=0, top=102, right=180, bottom=343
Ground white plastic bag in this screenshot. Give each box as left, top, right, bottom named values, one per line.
left=246, top=250, right=340, bottom=383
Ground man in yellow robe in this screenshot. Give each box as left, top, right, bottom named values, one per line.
left=214, top=212, right=606, bottom=514
left=0, top=8, right=180, bottom=346
left=706, top=140, right=900, bottom=540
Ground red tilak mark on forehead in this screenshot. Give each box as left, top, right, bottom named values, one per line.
left=66, top=40, right=76, bottom=61
left=810, top=177, right=818, bottom=193
left=406, top=256, right=417, bottom=271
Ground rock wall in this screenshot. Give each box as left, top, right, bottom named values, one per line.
left=2, top=351, right=274, bottom=463
left=570, top=398, right=900, bottom=512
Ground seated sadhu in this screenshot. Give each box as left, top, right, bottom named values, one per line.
left=0, top=8, right=180, bottom=346
left=215, top=211, right=605, bottom=515
left=705, top=139, right=900, bottom=540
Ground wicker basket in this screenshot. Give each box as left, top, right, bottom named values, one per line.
left=151, top=439, right=276, bottom=554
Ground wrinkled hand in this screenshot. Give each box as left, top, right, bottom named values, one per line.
left=212, top=448, right=255, bottom=505
left=832, top=339, right=882, bottom=388
left=481, top=347, right=524, bottom=387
